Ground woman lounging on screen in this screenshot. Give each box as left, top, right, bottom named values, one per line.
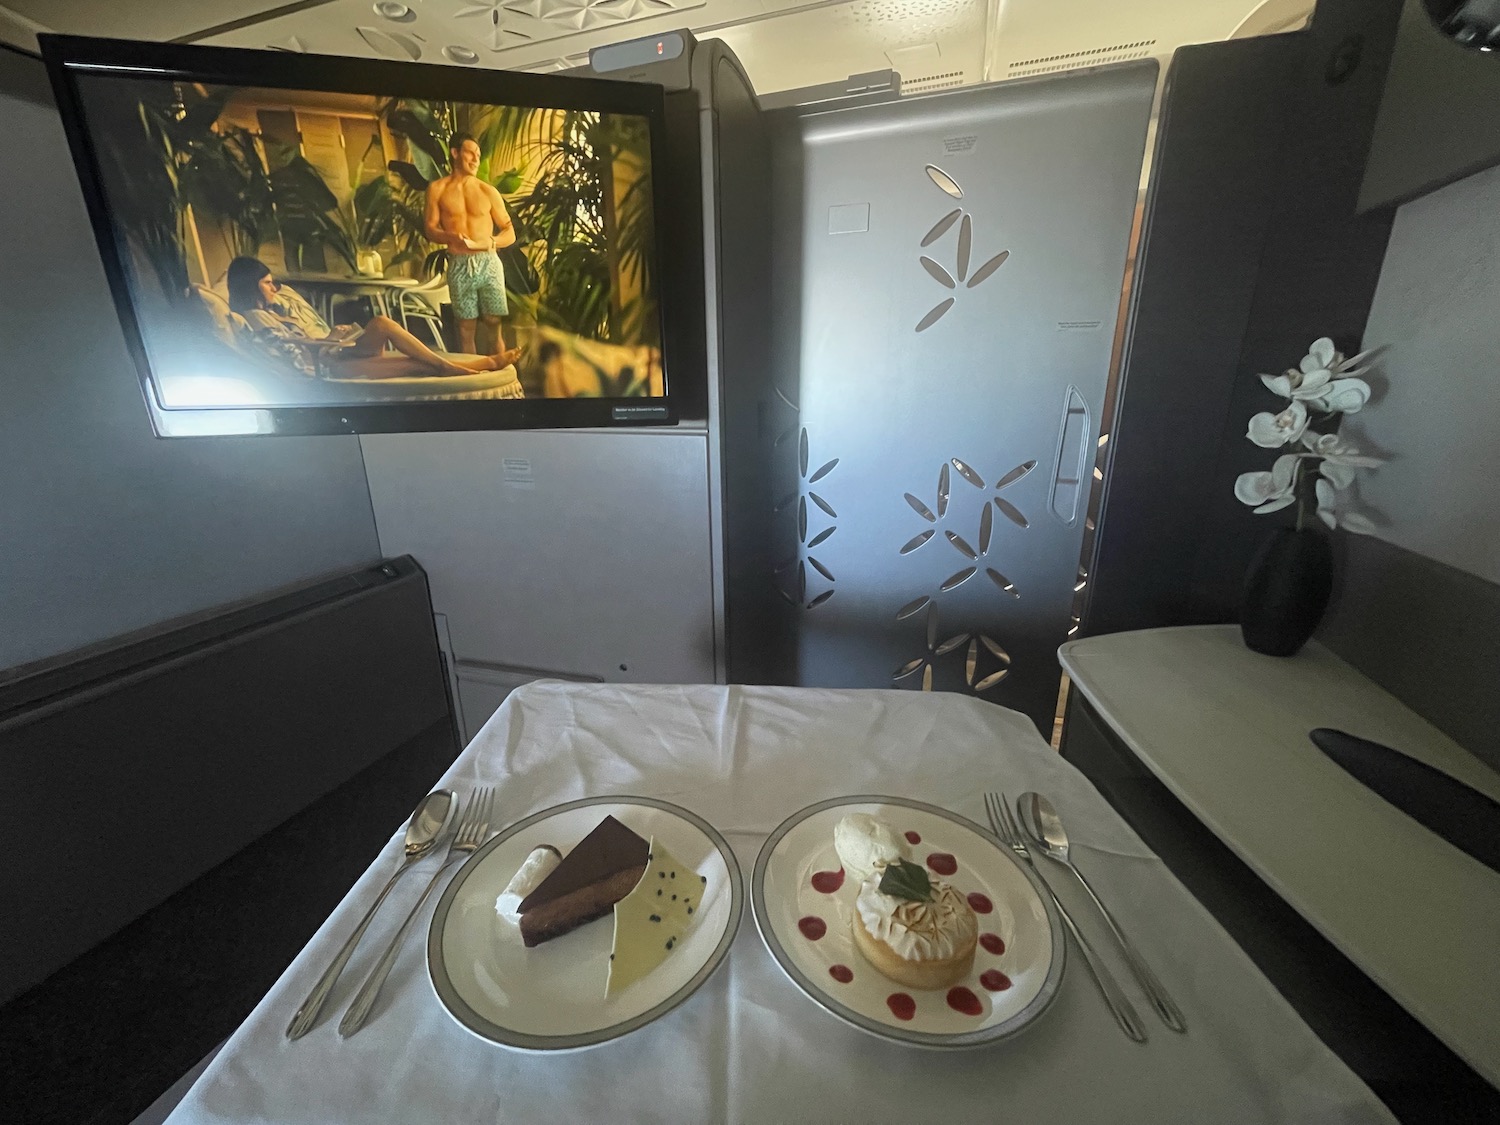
left=225, top=257, right=521, bottom=381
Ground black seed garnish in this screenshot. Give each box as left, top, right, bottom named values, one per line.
left=650, top=914, right=661, bottom=922
left=665, top=939, right=674, bottom=950
left=687, top=907, right=693, bottom=914
left=660, top=872, right=666, bottom=878
left=700, top=875, right=707, bottom=884
left=609, top=954, right=615, bottom=960
left=670, top=872, right=675, bottom=879
left=671, top=895, right=677, bottom=900
left=657, top=889, right=662, bottom=896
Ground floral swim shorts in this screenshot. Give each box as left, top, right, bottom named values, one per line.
left=447, top=250, right=508, bottom=320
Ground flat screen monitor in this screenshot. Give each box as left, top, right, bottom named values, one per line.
left=40, top=36, right=682, bottom=436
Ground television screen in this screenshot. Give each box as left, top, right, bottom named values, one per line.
left=41, top=36, right=680, bottom=435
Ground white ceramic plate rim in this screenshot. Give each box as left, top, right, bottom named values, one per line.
left=428, top=795, right=744, bottom=1051
left=752, top=794, right=1066, bottom=1049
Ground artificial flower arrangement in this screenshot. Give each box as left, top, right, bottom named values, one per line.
left=1234, top=337, right=1382, bottom=533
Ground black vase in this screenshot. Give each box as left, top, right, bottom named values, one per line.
left=1240, top=526, right=1333, bottom=657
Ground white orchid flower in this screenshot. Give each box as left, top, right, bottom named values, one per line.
left=1313, top=477, right=1376, bottom=533
left=1298, top=432, right=1383, bottom=490
left=1247, top=399, right=1309, bottom=447
left=1235, top=454, right=1300, bottom=512
left=1308, top=376, right=1372, bottom=414
left=1260, top=366, right=1334, bottom=400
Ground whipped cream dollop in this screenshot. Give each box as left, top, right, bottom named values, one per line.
left=834, top=813, right=907, bottom=881
left=495, top=844, right=562, bottom=923
left=856, top=877, right=978, bottom=961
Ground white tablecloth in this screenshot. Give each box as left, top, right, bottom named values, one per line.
left=169, top=683, right=1395, bottom=1124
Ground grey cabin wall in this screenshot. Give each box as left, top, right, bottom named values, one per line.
left=1318, top=161, right=1500, bottom=773
left=0, top=48, right=381, bottom=672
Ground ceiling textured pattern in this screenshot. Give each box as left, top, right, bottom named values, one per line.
left=0, top=0, right=1314, bottom=99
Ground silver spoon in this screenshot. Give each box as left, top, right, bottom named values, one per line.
left=1017, top=791, right=1187, bottom=1033
left=286, top=789, right=455, bottom=1039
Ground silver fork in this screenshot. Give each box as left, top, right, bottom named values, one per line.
left=985, top=792, right=1147, bottom=1044
left=338, top=787, right=496, bottom=1038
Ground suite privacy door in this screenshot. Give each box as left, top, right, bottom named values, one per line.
left=758, top=64, right=1155, bottom=732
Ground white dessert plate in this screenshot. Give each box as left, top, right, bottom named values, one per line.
left=428, top=796, right=742, bottom=1051
left=753, top=795, right=1065, bottom=1049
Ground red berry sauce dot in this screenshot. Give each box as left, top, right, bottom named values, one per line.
left=967, top=892, right=993, bottom=914
left=947, top=986, right=983, bottom=1016
left=829, top=964, right=854, bottom=984
left=980, top=969, right=1012, bottom=992
left=927, top=853, right=958, bottom=876
left=887, top=993, right=917, bottom=1021
left=979, top=933, right=1006, bottom=956
left=810, top=868, right=845, bottom=894
left=797, top=916, right=827, bottom=941
left=905, top=830, right=922, bottom=845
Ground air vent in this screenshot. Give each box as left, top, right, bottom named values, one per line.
left=903, top=69, right=966, bottom=94
left=1006, top=39, right=1156, bottom=79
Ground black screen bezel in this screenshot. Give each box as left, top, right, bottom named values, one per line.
left=38, top=34, right=686, bottom=436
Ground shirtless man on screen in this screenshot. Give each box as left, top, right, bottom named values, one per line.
left=424, top=132, right=521, bottom=363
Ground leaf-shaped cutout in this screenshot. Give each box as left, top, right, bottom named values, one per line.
left=894, top=657, right=926, bottom=679
left=904, top=493, right=936, bottom=523
left=774, top=427, right=796, bottom=448
left=941, top=566, right=977, bottom=592
left=925, top=601, right=940, bottom=648
left=957, top=214, right=972, bottom=281
left=896, top=595, right=930, bottom=621
left=807, top=590, right=834, bottom=609
left=797, top=561, right=807, bottom=601
left=966, top=249, right=1010, bottom=288
left=807, top=526, right=836, bottom=549
left=774, top=384, right=799, bottom=412
left=920, top=257, right=956, bottom=289
left=777, top=585, right=798, bottom=606
left=945, top=530, right=977, bottom=560
left=922, top=664, right=934, bottom=692
left=916, top=298, right=955, bottom=332
left=772, top=555, right=797, bottom=575
left=921, top=208, right=962, bottom=246
left=986, top=568, right=1020, bottom=598
left=952, top=458, right=985, bottom=488
left=894, top=594, right=930, bottom=621
left=935, top=632, right=970, bottom=656
left=965, top=637, right=979, bottom=685
left=809, top=458, right=839, bottom=483
left=937, top=463, right=950, bottom=518
left=994, top=460, right=1037, bottom=490
left=925, top=165, right=963, bottom=198
left=899, top=530, right=935, bottom=555
left=809, top=492, right=838, bottom=518
left=979, top=503, right=994, bottom=555
left=994, top=497, right=1030, bottom=529
left=974, top=668, right=1009, bottom=691
left=798, top=496, right=807, bottom=542
left=774, top=491, right=797, bottom=513
left=798, top=428, right=809, bottom=477
left=808, top=557, right=835, bottom=582
left=981, top=635, right=1011, bottom=662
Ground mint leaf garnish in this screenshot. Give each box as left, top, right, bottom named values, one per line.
left=877, top=859, right=932, bottom=902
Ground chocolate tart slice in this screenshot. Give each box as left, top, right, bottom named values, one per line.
left=518, top=815, right=649, bottom=947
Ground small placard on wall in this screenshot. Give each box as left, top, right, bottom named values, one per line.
left=502, top=457, right=534, bottom=486
left=828, top=202, right=871, bottom=235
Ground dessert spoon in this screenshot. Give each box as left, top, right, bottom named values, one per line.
left=1017, top=792, right=1186, bottom=1033
left=286, top=788, right=455, bottom=1039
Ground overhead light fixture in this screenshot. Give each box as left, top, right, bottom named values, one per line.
left=443, top=45, right=480, bottom=64
left=374, top=1, right=416, bottom=21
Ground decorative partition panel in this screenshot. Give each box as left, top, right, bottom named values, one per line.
left=762, top=65, right=1154, bottom=731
